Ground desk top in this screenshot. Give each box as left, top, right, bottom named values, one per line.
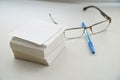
left=0, top=1, right=120, bottom=80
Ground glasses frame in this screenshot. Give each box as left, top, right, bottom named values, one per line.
left=49, top=5, right=112, bottom=39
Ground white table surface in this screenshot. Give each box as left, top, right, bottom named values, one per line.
left=0, top=1, right=120, bottom=80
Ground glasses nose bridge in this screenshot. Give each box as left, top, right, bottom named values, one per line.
left=84, top=27, right=93, bottom=33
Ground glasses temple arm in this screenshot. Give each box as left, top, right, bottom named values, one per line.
left=83, top=6, right=111, bottom=23
left=49, top=13, right=59, bottom=25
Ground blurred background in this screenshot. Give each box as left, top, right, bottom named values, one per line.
left=0, top=0, right=120, bottom=3
left=39, top=0, right=120, bottom=3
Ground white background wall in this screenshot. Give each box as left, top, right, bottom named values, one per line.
left=1, top=0, right=120, bottom=3
left=41, top=0, right=120, bottom=3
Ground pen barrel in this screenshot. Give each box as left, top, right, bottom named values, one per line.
left=88, top=41, right=95, bottom=54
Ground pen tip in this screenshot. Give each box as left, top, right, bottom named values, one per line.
left=92, top=52, right=95, bottom=54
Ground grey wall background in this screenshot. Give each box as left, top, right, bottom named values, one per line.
left=39, top=0, right=120, bottom=3
left=1, top=0, right=120, bottom=3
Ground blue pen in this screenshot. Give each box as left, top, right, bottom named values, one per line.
left=82, top=22, right=95, bottom=54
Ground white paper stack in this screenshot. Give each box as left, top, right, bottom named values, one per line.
left=10, top=21, right=65, bottom=65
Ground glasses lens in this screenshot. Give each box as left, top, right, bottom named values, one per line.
left=92, top=20, right=110, bottom=33
left=64, top=28, right=84, bottom=39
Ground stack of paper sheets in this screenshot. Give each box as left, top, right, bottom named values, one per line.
left=10, top=21, right=65, bottom=65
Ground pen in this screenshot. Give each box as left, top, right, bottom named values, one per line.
left=81, top=22, right=95, bottom=54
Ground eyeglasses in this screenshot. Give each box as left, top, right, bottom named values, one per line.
left=49, top=5, right=112, bottom=39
